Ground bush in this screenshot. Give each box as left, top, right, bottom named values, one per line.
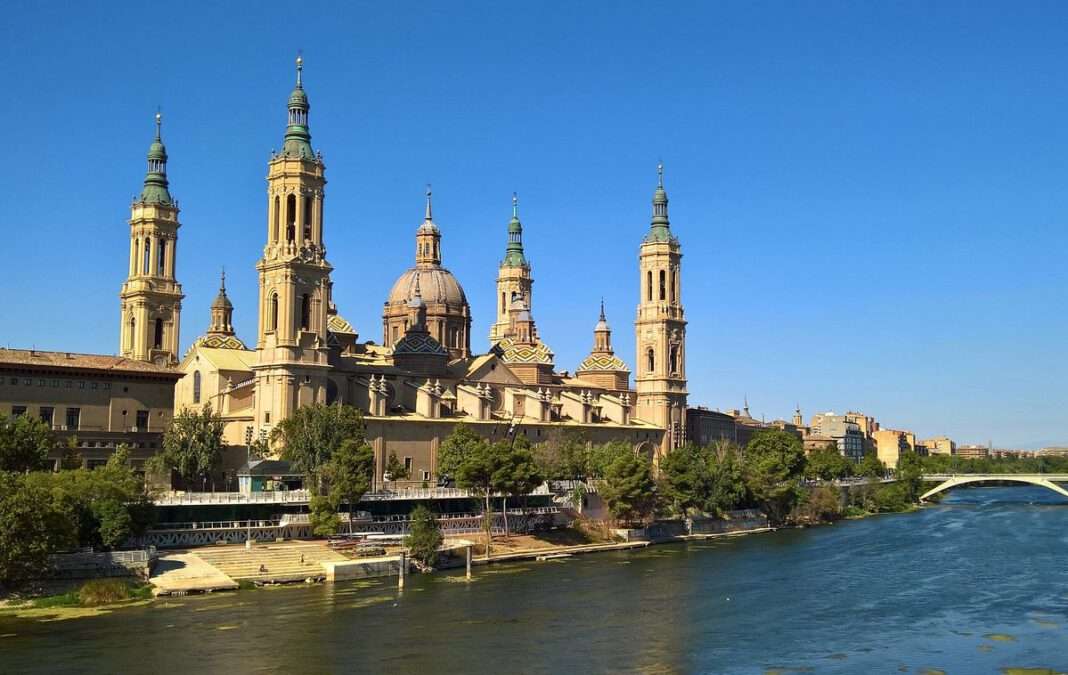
left=792, top=485, right=843, bottom=523
left=78, top=579, right=133, bottom=606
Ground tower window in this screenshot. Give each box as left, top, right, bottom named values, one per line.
left=154, top=318, right=164, bottom=350
left=659, top=270, right=666, bottom=301
left=286, top=194, right=296, bottom=242
left=143, top=239, right=151, bottom=274
left=647, top=348, right=655, bottom=373
left=128, top=317, right=136, bottom=351
left=669, top=268, right=676, bottom=303
left=669, top=345, right=678, bottom=374
left=646, top=271, right=653, bottom=302
left=273, top=195, right=280, bottom=242
left=303, top=197, right=312, bottom=241
left=270, top=293, right=279, bottom=331
left=193, top=370, right=201, bottom=404
left=501, top=292, right=506, bottom=315
left=158, top=239, right=166, bottom=276
left=300, top=294, right=311, bottom=331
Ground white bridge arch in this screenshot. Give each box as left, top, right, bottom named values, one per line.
left=920, top=474, right=1068, bottom=502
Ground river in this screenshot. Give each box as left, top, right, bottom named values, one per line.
left=2, top=486, right=1067, bottom=674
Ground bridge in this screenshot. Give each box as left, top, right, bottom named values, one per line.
left=920, top=474, right=1068, bottom=502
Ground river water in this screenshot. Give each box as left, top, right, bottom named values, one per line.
left=3, top=486, right=1067, bottom=674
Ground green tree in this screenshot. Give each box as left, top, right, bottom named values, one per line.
left=308, top=493, right=341, bottom=537
left=659, top=443, right=711, bottom=516
left=599, top=448, right=656, bottom=525
left=792, top=485, right=843, bottom=523
left=532, top=428, right=588, bottom=481
left=272, top=403, right=367, bottom=484
left=437, top=422, right=483, bottom=480
left=405, top=504, right=443, bottom=568
left=324, top=438, right=374, bottom=531
left=494, top=436, right=543, bottom=537
left=0, top=414, right=55, bottom=473
left=384, top=450, right=410, bottom=482
left=804, top=447, right=853, bottom=481
left=59, top=436, right=84, bottom=470
left=706, top=440, right=748, bottom=516
left=0, top=473, right=75, bottom=587
left=743, top=429, right=807, bottom=525
left=154, top=405, right=225, bottom=490
left=896, top=450, right=924, bottom=502
left=857, top=452, right=886, bottom=480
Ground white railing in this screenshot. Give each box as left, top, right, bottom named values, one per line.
left=153, top=490, right=312, bottom=506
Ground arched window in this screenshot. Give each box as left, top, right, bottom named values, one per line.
left=659, top=270, right=666, bottom=301
left=647, top=348, right=655, bottom=373
left=273, top=196, right=280, bottom=241
left=646, top=271, right=653, bottom=302
left=193, top=371, right=201, bottom=404
left=286, top=194, right=296, bottom=242
left=303, top=197, right=312, bottom=241
left=143, top=239, right=151, bottom=274
left=669, top=345, right=678, bottom=374
left=158, top=240, right=167, bottom=276
left=300, top=294, right=311, bottom=331
left=501, top=292, right=506, bottom=315
left=270, top=293, right=279, bottom=331
left=128, top=317, right=136, bottom=350
left=153, top=318, right=164, bottom=349
left=669, top=267, right=675, bottom=303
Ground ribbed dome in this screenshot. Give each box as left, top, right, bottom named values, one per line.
left=386, top=267, right=468, bottom=308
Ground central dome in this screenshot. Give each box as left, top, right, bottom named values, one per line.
left=385, top=266, right=467, bottom=308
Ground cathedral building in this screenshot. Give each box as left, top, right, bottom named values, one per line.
left=165, top=58, right=688, bottom=486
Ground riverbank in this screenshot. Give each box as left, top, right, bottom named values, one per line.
left=0, top=579, right=154, bottom=621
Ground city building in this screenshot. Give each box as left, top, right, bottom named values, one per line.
left=809, top=412, right=865, bottom=462
left=922, top=436, right=956, bottom=456
left=873, top=429, right=912, bottom=468
left=0, top=348, right=181, bottom=468
left=956, top=444, right=990, bottom=460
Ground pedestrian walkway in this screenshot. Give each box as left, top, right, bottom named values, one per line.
left=149, top=552, right=238, bottom=596
left=191, top=541, right=349, bottom=582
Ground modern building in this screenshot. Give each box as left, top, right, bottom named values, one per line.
left=809, top=412, right=865, bottom=462
left=171, top=58, right=686, bottom=488
left=956, top=444, right=990, bottom=460
left=873, top=429, right=912, bottom=468
left=0, top=348, right=181, bottom=468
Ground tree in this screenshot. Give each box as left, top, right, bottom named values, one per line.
left=155, top=405, right=225, bottom=490
left=384, top=451, right=410, bottom=482
left=59, top=436, right=83, bottom=470
left=405, top=505, right=443, bottom=569
left=599, top=448, right=656, bottom=525
left=0, top=473, right=76, bottom=587
left=272, top=403, right=367, bottom=484
left=743, top=429, right=807, bottom=526
left=659, top=443, right=711, bottom=516
left=437, top=422, right=483, bottom=481
left=804, top=447, right=853, bottom=481
left=793, top=485, right=843, bottom=523
left=857, top=452, right=886, bottom=480
left=532, top=428, right=588, bottom=481
left=0, top=414, right=55, bottom=473
left=705, top=440, right=748, bottom=516
left=324, top=438, right=374, bottom=531
left=896, top=450, right=924, bottom=502
left=494, top=436, right=543, bottom=537
left=308, top=493, right=341, bottom=537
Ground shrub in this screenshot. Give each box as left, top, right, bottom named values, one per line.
left=405, top=505, right=443, bottom=569
left=77, top=579, right=132, bottom=606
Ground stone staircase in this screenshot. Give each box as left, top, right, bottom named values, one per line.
left=191, top=541, right=348, bottom=582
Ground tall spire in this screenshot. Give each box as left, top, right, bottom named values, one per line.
left=599, top=297, right=606, bottom=323
left=281, top=54, right=314, bottom=159
left=140, top=111, right=173, bottom=205
left=644, top=161, right=673, bottom=243
left=502, top=192, right=528, bottom=268
left=424, top=184, right=433, bottom=221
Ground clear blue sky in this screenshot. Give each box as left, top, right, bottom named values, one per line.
left=1, top=1, right=1065, bottom=448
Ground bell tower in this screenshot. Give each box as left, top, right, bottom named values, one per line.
left=119, top=112, right=184, bottom=366
left=253, top=56, right=334, bottom=431
left=490, top=193, right=533, bottom=344
left=634, top=163, right=687, bottom=457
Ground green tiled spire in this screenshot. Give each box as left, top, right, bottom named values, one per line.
left=502, top=192, right=529, bottom=268
left=139, top=111, right=173, bottom=205
left=281, top=55, right=314, bottom=159
left=644, top=162, right=674, bottom=244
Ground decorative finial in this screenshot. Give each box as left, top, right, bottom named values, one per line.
left=512, top=192, right=519, bottom=218
left=296, top=52, right=303, bottom=87
left=220, top=267, right=226, bottom=292
left=599, top=297, right=606, bottom=321
left=154, top=109, right=162, bottom=140
left=425, top=183, right=433, bottom=221
left=657, top=161, right=664, bottom=188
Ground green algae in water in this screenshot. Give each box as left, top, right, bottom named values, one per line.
left=919, top=670, right=947, bottom=675
left=978, top=644, right=994, bottom=653
left=1001, top=669, right=1066, bottom=675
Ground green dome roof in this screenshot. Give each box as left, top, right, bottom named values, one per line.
left=139, top=112, right=173, bottom=205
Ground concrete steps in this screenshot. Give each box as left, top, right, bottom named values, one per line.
left=192, top=542, right=348, bottom=582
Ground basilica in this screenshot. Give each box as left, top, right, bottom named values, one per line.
left=120, top=58, right=688, bottom=488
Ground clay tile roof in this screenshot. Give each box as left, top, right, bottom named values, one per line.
left=0, top=348, right=181, bottom=378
